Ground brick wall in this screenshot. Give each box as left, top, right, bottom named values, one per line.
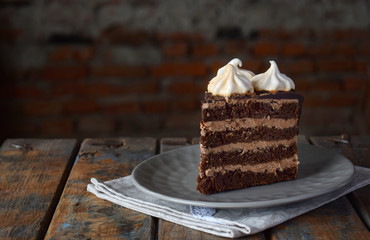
left=1, top=0, right=369, bottom=140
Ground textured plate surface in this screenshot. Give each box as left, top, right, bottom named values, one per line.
left=132, top=143, right=354, bottom=208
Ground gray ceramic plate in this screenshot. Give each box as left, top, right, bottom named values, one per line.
left=132, top=143, right=354, bottom=208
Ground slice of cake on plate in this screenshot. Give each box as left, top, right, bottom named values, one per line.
left=197, top=59, right=304, bottom=194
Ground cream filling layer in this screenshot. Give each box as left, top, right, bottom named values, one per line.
left=201, top=118, right=297, bottom=133
left=202, top=98, right=297, bottom=110
left=203, top=155, right=298, bottom=177
left=200, top=137, right=297, bottom=154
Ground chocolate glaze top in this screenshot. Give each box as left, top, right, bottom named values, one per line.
left=205, top=90, right=302, bottom=103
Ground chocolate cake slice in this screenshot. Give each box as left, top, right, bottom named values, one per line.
left=197, top=59, right=303, bottom=194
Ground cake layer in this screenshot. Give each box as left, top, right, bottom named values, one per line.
left=202, top=155, right=298, bottom=177
left=202, top=100, right=298, bottom=122
left=201, top=118, right=298, bottom=132
left=196, top=167, right=298, bottom=194
left=200, top=126, right=297, bottom=148
left=200, top=137, right=297, bottom=154
left=199, top=143, right=297, bottom=172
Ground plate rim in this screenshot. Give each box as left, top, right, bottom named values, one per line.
left=132, top=143, right=354, bottom=208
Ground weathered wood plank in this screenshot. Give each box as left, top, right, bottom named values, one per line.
left=270, top=197, right=369, bottom=240
left=269, top=136, right=370, bottom=239
left=157, top=138, right=265, bottom=240
left=310, top=135, right=370, bottom=230
left=44, top=138, right=157, bottom=240
left=310, top=135, right=370, bottom=168
left=0, top=139, right=77, bottom=240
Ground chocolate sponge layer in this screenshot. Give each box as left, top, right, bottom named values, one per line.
left=200, top=126, right=298, bottom=148
left=196, top=167, right=297, bottom=194
left=199, top=143, right=297, bottom=172
left=202, top=102, right=298, bottom=122
left=202, top=91, right=304, bottom=122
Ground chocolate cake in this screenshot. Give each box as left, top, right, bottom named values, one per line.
left=197, top=59, right=303, bottom=194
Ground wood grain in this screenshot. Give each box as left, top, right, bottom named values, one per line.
left=269, top=135, right=370, bottom=239
left=269, top=197, right=369, bottom=240
left=310, top=135, right=370, bottom=230
left=44, top=138, right=157, bottom=240
left=0, top=139, right=77, bottom=240
left=157, top=138, right=265, bottom=240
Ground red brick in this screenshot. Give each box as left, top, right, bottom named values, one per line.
left=49, top=46, right=94, bottom=63
left=0, top=28, right=22, bottom=42
left=295, top=29, right=316, bottom=38
left=334, top=43, right=357, bottom=56
left=256, top=29, right=276, bottom=38
left=257, top=29, right=292, bottom=39
left=12, top=122, right=37, bottom=137
left=192, top=43, right=219, bottom=57
left=294, top=80, right=311, bottom=91
left=164, top=112, right=200, bottom=129
left=253, top=41, right=279, bottom=56
left=210, top=61, right=225, bottom=75
left=49, top=46, right=74, bottom=61
left=171, top=98, right=199, bottom=111
left=156, top=32, right=204, bottom=42
left=111, top=81, right=159, bottom=95
left=281, top=42, right=306, bottom=56
left=63, top=99, right=99, bottom=114
left=40, top=65, right=88, bottom=81
left=317, top=59, right=355, bottom=72
left=279, top=60, right=314, bottom=75
left=356, top=60, right=368, bottom=72
left=53, top=83, right=113, bottom=97
left=302, top=92, right=359, bottom=108
left=333, top=29, right=369, bottom=40
left=243, top=59, right=263, bottom=73
left=133, top=81, right=160, bottom=94
left=77, top=116, right=115, bottom=134
left=52, top=83, right=75, bottom=96
left=312, top=80, right=342, bottom=91
left=343, top=77, right=366, bottom=91
left=308, top=43, right=333, bottom=56
left=360, top=43, right=370, bottom=54
left=117, top=117, right=161, bottom=134
left=327, top=94, right=358, bottom=107
left=102, top=102, right=140, bottom=114
left=40, top=118, right=73, bottom=136
left=163, top=42, right=188, bottom=57
left=200, top=78, right=209, bottom=91
left=152, top=62, right=207, bottom=77
left=302, top=96, right=326, bottom=107
left=1, top=85, right=43, bottom=98
left=82, top=83, right=112, bottom=97
left=15, top=86, right=44, bottom=98
left=100, top=26, right=153, bottom=45
left=141, top=100, right=170, bottom=113
left=168, top=81, right=203, bottom=95
left=23, top=101, right=62, bottom=116
left=91, top=65, right=148, bottom=78
left=74, top=47, right=94, bottom=62
left=223, top=40, right=248, bottom=55
left=0, top=85, right=13, bottom=98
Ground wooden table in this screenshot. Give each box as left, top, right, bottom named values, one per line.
left=0, top=136, right=369, bottom=239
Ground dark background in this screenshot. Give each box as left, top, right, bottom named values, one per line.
left=1, top=0, right=369, bottom=141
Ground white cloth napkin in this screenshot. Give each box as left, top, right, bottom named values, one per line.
left=87, top=166, right=370, bottom=238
